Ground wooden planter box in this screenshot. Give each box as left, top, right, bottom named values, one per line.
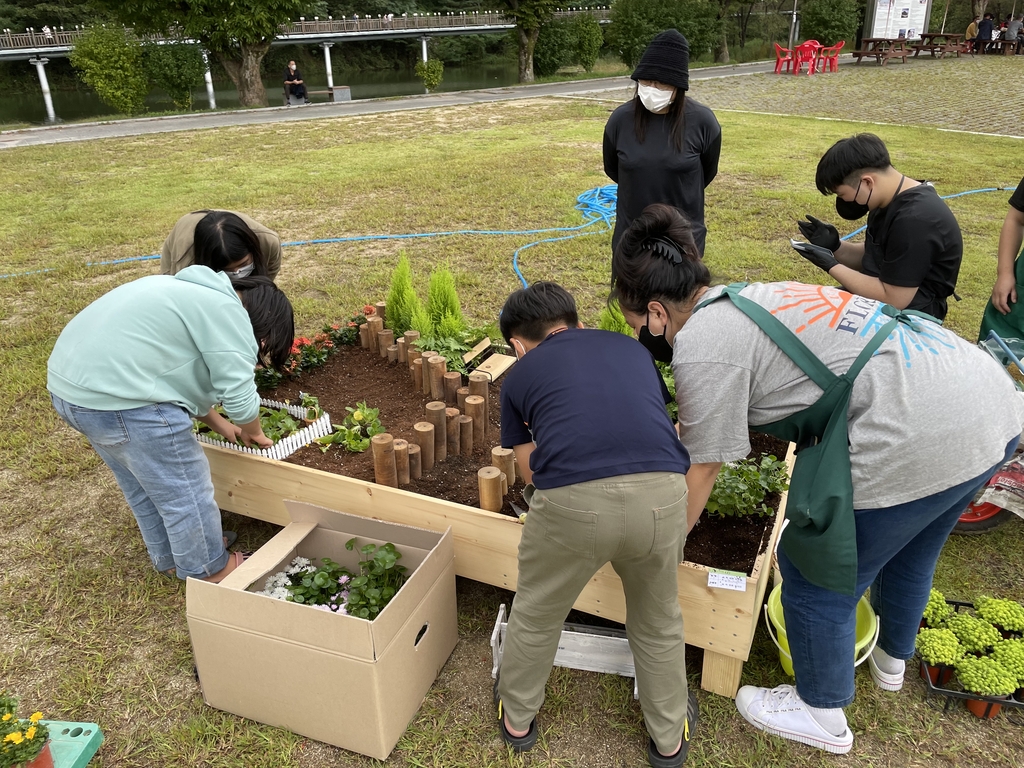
left=204, top=443, right=793, bottom=698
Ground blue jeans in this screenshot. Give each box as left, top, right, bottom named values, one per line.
left=51, top=394, right=229, bottom=580
left=778, top=436, right=1019, bottom=708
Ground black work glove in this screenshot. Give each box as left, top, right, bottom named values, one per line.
left=797, top=215, right=841, bottom=253
left=792, top=240, right=839, bottom=273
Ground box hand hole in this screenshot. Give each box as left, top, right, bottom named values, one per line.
left=415, top=622, right=429, bottom=647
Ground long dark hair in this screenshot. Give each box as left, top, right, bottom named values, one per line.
left=610, top=204, right=710, bottom=315
left=193, top=211, right=267, bottom=275
left=632, top=91, right=687, bottom=152
left=231, top=275, right=294, bottom=371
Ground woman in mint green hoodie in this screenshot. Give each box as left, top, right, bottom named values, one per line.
left=48, top=268, right=293, bottom=583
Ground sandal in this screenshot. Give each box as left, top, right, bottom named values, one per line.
left=493, top=671, right=538, bottom=752
left=205, top=551, right=249, bottom=583
left=647, top=691, right=699, bottom=767
left=223, top=530, right=238, bottom=548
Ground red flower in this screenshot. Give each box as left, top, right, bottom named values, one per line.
left=347, top=321, right=357, bottom=328
left=363, top=305, right=376, bottom=316
left=331, top=324, right=340, bottom=330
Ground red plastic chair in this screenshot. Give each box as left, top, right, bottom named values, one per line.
left=793, top=40, right=822, bottom=74
left=774, top=42, right=794, bottom=74
left=816, top=40, right=846, bottom=72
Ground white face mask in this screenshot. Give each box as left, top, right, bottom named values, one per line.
left=226, top=262, right=254, bottom=280
left=637, top=83, right=674, bottom=113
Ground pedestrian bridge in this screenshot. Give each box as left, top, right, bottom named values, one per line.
left=0, top=9, right=611, bottom=62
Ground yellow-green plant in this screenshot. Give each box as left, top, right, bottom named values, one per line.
left=955, top=655, right=1018, bottom=697
left=946, top=613, right=1002, bottom=654
left=915, top=628, right=963, bottom=667
left=991, top=639, right=1024, bottom=685
left=426, top=267, right=466, bottom=336
left=598, top=300, right=633, bottom=336
left=0, top=693, right=49, bottom=767
left=386, top=253, right=422, bottom=337
left=922, top=588, right=954, bottom=628
left=975, top=595, right=1024, bottom=632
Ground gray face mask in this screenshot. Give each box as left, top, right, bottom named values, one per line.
left=225, top=262, right=255, bottom=280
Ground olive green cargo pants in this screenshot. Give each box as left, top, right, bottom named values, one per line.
left=497, top=471, right=689, bottom=755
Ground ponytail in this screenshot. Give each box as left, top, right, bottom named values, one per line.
left=609, top=204, right=710, bottom=315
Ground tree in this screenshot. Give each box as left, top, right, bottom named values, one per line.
left=607, top=0, right=721, bottom=68
left=0, top=0, right=96, bottom=32
left=533, top=18, right=576, bottom=77
left=69, top=26, right=149, bottom=115
left=800, top=0, right=861, bottom=45
left=144, top=41, right=206, bottom=110
left=415, top=58, right=444, bottom=92
left=93, top=0, right=315, bottom=107
left=497, top=0, right=559, bottom=83
left=572, top=13, right=604, bottom=72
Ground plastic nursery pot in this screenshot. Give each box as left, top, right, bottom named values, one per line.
left=964, top=696, right=1006, bottom=719
left=1014, top=688, right=1024, bottom=703
left=920, top=663, right=955, bottom=687
left=23, top=741, right=54, bottom=768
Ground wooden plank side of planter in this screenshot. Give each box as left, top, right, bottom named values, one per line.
left=205, top=441, right=796, bottom=698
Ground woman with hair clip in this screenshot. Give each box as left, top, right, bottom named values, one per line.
left=48, top=268, right=294, bottom=583
left=161, top=210, right=282, bottom=280
left=610, top=203, right=1023, bottom=756
left=603, top=30, right=721, bottom=256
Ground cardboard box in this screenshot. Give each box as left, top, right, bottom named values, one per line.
left=186, top=501, right=458, bottom=760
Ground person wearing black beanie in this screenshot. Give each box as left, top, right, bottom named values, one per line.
left=603, top=30, right=722, bottom=257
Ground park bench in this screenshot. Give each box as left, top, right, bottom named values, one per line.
left=852, top=38, right=910, bottom=65
left=284, top=85, right=353, bottom=106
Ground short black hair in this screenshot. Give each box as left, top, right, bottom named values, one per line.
left=499, top=282, right=579, bottom=345
left=609, top=203, right=710, bottom=315
left=232, top=275, right=294, bottom=371
left=814, top=134, right=892, bottom=195
left=193, top=211, right=267, bottom=275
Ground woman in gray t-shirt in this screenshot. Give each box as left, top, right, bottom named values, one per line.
left=609, top=202, right=1024, bottom=757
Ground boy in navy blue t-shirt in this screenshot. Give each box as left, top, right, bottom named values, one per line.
left=493, top=282, right=697, bottom=768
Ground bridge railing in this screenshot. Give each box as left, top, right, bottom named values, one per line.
left=1, top=8, right=610, bottom=50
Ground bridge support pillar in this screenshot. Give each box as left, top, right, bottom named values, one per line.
left=420, top=36, right=429, bottom=63
left=322, top=42, right=335, bottom=100
left=201, top=51, right=217, bottom=109
left=29, top=57, right=56, bottom=123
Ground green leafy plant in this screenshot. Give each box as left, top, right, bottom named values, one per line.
left=299, top=392, right=322, bottom=421
left=799, top=0, right=861, bottom=46
left=426, top=267, right=466, bottom=337
left=284, top=557, right=349, bottom=606
left=342, top=538, right=409, bottom=620
left=704, top=455, right=790, bottom=518
left=414, top=330, right=486, bottom=376
left=315, top=401, right=384, bottom=454
left=946, top=613, right=1003, bottom=654
left=955, top=655, right=1019, bottom=697
left=143, top=40, right=205, bottom=110
left=923, top=588, right=954, bottom=628
left=69, top=26, right=149, bottom=115
left=0, top=692, right=49, bottom=767
left=975, top=596, right=1024, bottom=632
left=415, top=58, right=445, bottom=92
left=410, top=301, right=433, bottom=339
left=256, top=406, right=301, bottom=443
left=915, top=628, right=964, bottom=667
left=572, top=13, right=604, bottom=72
left=991, top=639, right=1024, bottom=685
left=386, top=253, right=423, bottom=337
left=657, top=361, right=678, bottom=421
left=598, top=301, right=633, bottom=336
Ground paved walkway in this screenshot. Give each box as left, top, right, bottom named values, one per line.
left=0, top=60, right=775, bottom=149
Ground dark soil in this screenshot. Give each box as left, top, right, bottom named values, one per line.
left=265, top=343, right=788, bottom=575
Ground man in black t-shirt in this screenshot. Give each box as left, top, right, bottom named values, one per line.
left=979, top=177, right=1024, bottom=340
left=283, top=61, right=310, bottom=104
left=492, top=282, right=696, bottom=767
left=795, top=134, right=962, bottom=321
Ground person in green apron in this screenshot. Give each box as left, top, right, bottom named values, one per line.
left=611, top=203, right=1024, bottom=755
left=979, top=177, right=1024, bottom=340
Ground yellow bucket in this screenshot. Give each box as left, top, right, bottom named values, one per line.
left=764, top=583, right=879, bottom=676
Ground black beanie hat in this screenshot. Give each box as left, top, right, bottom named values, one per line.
left=631, top=30, right=690, bottom=92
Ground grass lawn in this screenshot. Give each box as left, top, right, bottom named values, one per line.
left=1, top=69, right=1023, bottom=768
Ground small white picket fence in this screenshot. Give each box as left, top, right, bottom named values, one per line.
left=194, top=398, right=333, bottom=461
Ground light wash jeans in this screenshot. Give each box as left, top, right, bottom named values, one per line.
left=51, top=393, right=229, bottom=580
left=778, top=436, right=1019, bottom=708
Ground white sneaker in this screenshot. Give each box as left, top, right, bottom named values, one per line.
left=735, top=684, right=853, bottom=754
left=867, top=649, right=905, bottom=692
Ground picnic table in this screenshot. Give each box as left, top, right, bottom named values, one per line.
left=911, top=32, right=964, bottom=58
left=852, top=37, right=910, bottom=65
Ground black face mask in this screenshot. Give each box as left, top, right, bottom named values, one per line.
left=835, top=179, right=872, bottom=221
left=638, top=317, right=674, bottom=363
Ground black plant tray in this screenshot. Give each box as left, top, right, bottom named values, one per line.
left=917, top=599, right=1024, bottom=723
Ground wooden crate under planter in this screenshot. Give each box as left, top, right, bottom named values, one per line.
left=204, top=442, right=794, bottom=698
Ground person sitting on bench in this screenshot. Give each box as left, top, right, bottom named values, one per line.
left=284, top=61, right=310, bottom=104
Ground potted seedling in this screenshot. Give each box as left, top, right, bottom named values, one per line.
left=955, top=655, right=1019, bottom=718
left=975, top=596, right=1024, bottom=638
left=300, top=392, right=323, bottom=424
left=915, top=628, right=963, bottom=686
left=991, top=639, right=1024, bottom=702
left=946, top=613, right=1002, bottom=655
left=922, top=588, right=954, bottom=629
left=0, top=694, right=51, bottom=768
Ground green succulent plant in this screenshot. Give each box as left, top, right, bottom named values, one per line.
left=955, top=655, right=1019, bottom=697
left=922, top=588, right=954, bottom=628
left=946, top=613, right=1002, bottom=654
left=991, top=639, right=1024, bottom=685
left=915, top=628, right=964, bottom=667
left=975, top=596, right=1024, bottom=633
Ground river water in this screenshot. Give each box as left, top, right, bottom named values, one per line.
left=0, top=61, right=520, bottom=125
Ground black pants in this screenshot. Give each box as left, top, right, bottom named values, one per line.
left=286, top=82, right=308, bottom=100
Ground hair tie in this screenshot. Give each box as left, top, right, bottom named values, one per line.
left=641, top=236, right=683, bottom=265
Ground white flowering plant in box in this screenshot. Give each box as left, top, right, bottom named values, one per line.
left=256, top=539, right=408, bottom=620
